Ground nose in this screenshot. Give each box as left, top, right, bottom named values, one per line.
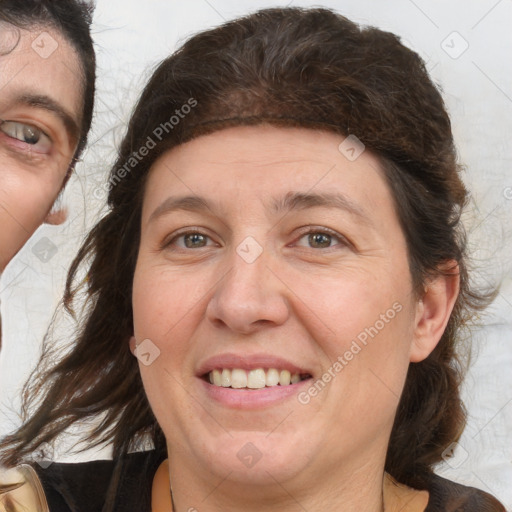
left=205, top=249, right=290, bottom=334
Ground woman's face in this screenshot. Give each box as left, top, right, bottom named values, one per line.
left=0, top=24, right=83, bottom=270
left=133, top=126, right=424, bottom=488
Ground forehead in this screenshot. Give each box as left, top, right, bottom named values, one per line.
left=144, top=126, right=394, bottom=221
left=0, top=23, right=83, bottom=122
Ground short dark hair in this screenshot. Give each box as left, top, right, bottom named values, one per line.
left=0, top=0, right=96, bottom=168
left=0, top=6, right=493, bottom=502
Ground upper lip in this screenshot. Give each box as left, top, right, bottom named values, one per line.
left=196, top=353, right=312, bottom=377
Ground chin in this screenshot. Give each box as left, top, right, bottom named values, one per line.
left=190, top=430, right=314, bottom=485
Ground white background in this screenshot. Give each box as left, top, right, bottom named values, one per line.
left=1, top=0, right=511, bottom=507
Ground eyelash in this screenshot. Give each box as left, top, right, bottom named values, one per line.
left=161, top=226, right=350, bottom=251
left=161, top=229, right=217, bottom=250
left=292, top=226, right=351, bottom=250
left=0, top=119, right=53, bottom=154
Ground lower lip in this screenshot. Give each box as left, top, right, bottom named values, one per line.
left=199, top=378, right=311, bottom=409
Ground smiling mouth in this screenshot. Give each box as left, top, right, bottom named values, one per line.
left=205, top=368, right=312, bottom=389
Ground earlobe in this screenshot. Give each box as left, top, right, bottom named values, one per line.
left=44, top=184, right=70, bottom=226
left=44, top=207, right=68, bottom=225
left=410, top=262, right=460, bottom=362
left=129, top=336, right=137, bottom=355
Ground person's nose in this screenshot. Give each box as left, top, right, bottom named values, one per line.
left=205, top=246, right=290, bottom=334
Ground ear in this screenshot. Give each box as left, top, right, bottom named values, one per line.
left=44, top=190, right=68, bottom=225
left=45, top=207, right=68, bottom=225
left=44, top=167, right=74, bottom=225
left=410, top=261, right=460, bottom=363
left=129, top=336, right=137, bottom=355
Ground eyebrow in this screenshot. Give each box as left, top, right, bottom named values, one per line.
left=148, top=191, right=372, bottom=226
left=271, top=191, right=372, bottom=225
left=148, top=195, right=213, bottom=224
left=12, top=93, right=80, bottom=147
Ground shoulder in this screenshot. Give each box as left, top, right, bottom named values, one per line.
left=33, top=450, right=165, bottom=512
left=426, top=473, right=506, bottom=512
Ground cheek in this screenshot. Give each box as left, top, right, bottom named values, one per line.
left=321, top=299, right=414, bottom=429
left=132, top=266, right=203, bottom=432
left=289, top=263, right=415, bottom=417
left=0, top=169, right=61, bottom=267
left=132, top=262, right=210, bottom=342
left=0, top=161, right=62, bottom=217
left=283, top=259, right=413, bottom=350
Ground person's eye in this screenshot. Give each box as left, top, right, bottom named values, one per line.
left=294, top=228, right=349, bottom=250
left=164, top=230, right=217, bottom=250
left=0, top=120, right=52, bottom=153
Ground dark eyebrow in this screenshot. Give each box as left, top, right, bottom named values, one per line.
left=148, top=192, right=372, bottom=227
left=148, top=195, right=213, bottom=225
left=15, top=93, right=81, bottom=147
left=271, top=191, right=372, bottom=225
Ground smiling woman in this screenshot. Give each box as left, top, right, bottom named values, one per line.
left=0, top=6, right=506, bottom=512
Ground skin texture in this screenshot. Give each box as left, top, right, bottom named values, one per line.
left=150, top=459, right=430, bottom=512
left=0, top=23, right=82, bottom=271
left=132, top=126, right=458, bottom=512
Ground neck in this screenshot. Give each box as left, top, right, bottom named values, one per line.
left=166, top=456, right=387, bottom=512
left=154, top=461, right=429, bottom=512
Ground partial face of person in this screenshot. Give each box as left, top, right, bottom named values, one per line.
left=0, top=23, right=83, bottom=270
left=132, top=126, right=423, bottom=489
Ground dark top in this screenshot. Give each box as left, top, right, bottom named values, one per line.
left=34, top=450, right=506, bottom=511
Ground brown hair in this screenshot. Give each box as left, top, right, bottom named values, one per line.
left=0, top=6, right=493, bottom=500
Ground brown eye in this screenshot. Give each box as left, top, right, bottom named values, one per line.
left=307, top=233, right=332, bottom=248
left=183, top=233, right=208, bottom=248
left=162, top=229, right=218, bottom=251
left=293, top=228, right=349, bottom=251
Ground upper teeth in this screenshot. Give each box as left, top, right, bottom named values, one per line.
left=208, top=368, right=302, bottom=389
